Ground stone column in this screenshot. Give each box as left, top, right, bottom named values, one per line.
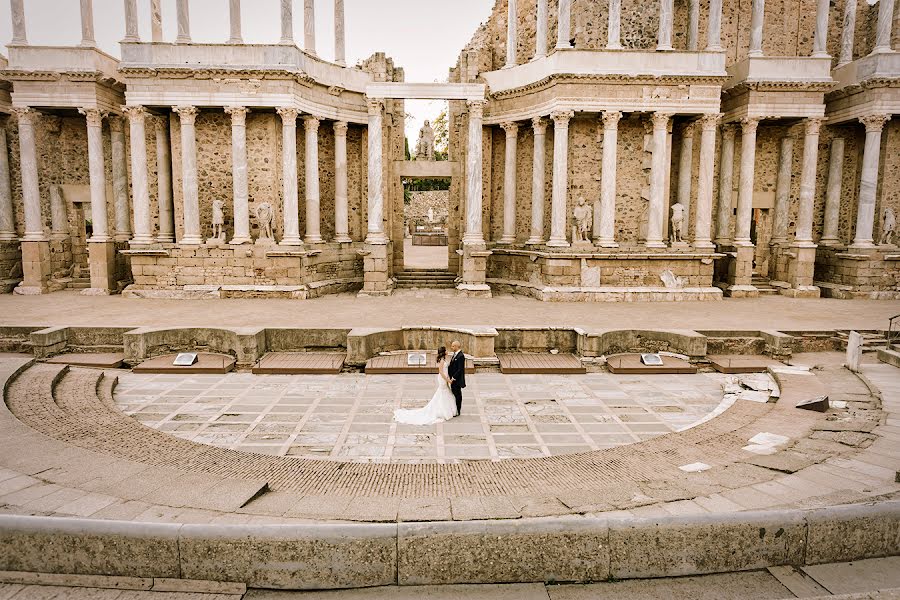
left=715, top=124, right=736, bottom=244
left=333, top=121, right=351, bottom=242
left=225, top=106, right=251, bottom=244
left=109, top=116, right=131, bottom=241
left=123, top=0, right=140, bottom=42
left=687, top=0, right=700, bottom=50
left=676, top=123, right=695, bottom=240
left=646, top=112, right=671, bottom=248
left=304, top=0, right=316, bottom=54
left=506, top=0, right=517, bottom=68
left=304, top=115, right=323, bottom=244
left=596, top=110, right=621, bottom=247
left=707, top=0, right=723, bottom=50
left=79, top=108, right=110, bottom=242
left=0, top=126, right=14, bottom=240
left=277, top=107, right=303, bottom=246
left=735, top=118, right=759, bottom=245
left=852, top=114, right=891, bottom=247
left=820, top=137, right=845, bottom=246
left=771, top=136, right=794, bottom=243
left=499, top=122, right=518, bottom=243
left=334, top=0, right=346, bottom=65
left=280, top=0, right=293, bottom=44
left=151, top=0, right=163, bottom=42
left=79, top=0, right=95, bottom=47
left=10, top=0, right=27, bottom=45
left=547, top=110, right=573, bottom=247
left=535, top=0, right=549, bottom=58
left=657, top=0, right=674, bottom=51
left=14, top=108, right=51, bottom=294
left=50, top=185, right=67, bottom=239
left=872, top=0, right=895, bottom=54
left=694, top=114, right=719, bottom=248
left=527, top=117, right=547, bottom=245
left=463, top=100, right=486, bottom=245
left=748, top=0, right=765, bottom=57
left=366, top=99, right=386, bottom=244
left=124, top=107, right=153, bottom=245
left=607, top=0, right=622, bottom=49
left=556, top=0, right=572, bottom=49
left=228, top=0, right=242, bottom=44
left=795, top=118, right=822, bottom=246
left=175, top=0, right=191, bottom=43
left=155, top=117, right=175, bottom=242
left=812, top=0, right=830, bottom=57
left=173, top=106, right=202, bottom=244
left=838, top=0, right=857, bottom=66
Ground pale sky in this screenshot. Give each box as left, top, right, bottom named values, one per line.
left=0, top=0, right=494, bottom=141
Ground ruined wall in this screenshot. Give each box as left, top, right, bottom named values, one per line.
left=405, top=190, right=450, bottom=225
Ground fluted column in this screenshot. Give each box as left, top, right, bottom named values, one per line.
left=556, top=0, right=572, bottom=49
left=333, top=121, right=351, bottom=242
left=79, top=108, right=110, bottom=242
left=607, top=0, right=622, bottom=49
left=499, top=122, right=518, bottom=243
left=506, top=0, right=517, bottom=67
left=548, top=110, right=573, bottom=247
left=735, top=118, right=759, bottom=246
left=657, top=0, right=674, bottom=51
left=228, top=0, right=242, bottom=44
left=80, top=0, right=95, bottom=47
left=15, top=108, right=44, bottom=241
left=175, top=0, right=191, bottom=43
left=812, top=0, right=830, bottom=57
left=280, top=0, right=294, bottom=44
left=772, top=136, right=794, bottom=243
left=646, top=112, right=670, bottom=248
left=527, top=117, right=547, bottom=245
left=277, top=107, right=302, bottom=246
left=225, top=106, right=251, bottom=244
left=124, top=107, right=153, bottom=245
left=334, top=0, right=346, bottom=65
left=715, top=125, right=736, bottom=243
left=304, top=116, right=322, bottom=244
left=872, top=0, right=895, bottom=54
left=123, top=0, right=140, bottom=42
left=10, top=0, right=27, bottom=45
left=173, top=106, right=201, bottom=244
left=151, top=0, right=163, bottom=42
left=707, top=0, right=723, bottom=50
left=366, top=99, right=386, bottom=244
left=676, top=123, right=695, bottom=240
left=748, top=0, right=765, bottom=57
left=821, top=137, right=845, bottom=246
left=463, top=100, right=486, bottom=245
left=535, top=0, right=549, bottom=58
left=304, top=0, right=316, bottom=54
left=838, top=0, right=857, bottom=66
left=795, top=118, right=823, bottom=246
left=852, top=114, right=891, bottom=247
left=0, top=125, right=15, bottom=240
left=109, top=116, right=131, bottom=241
left=694, top=114, right=719, bottom=248
left=155, top=117, right=175, bottom=242
left=596, top=110, right=622, bottom=247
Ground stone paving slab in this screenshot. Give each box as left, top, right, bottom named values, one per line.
left=802, top=557, right=900, bottom=595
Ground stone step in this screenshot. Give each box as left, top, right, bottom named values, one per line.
left=394, top=283, right=457, bottom=289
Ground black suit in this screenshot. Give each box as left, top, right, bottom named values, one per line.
left=447, top=350, right=466, bottom=415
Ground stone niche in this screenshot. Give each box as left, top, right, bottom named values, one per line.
left=814, top=246, right=900, bottom=299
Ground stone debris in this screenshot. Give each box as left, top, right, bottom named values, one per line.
left=679, top=462, right=711, bottom=473
left=743, top=432, right=790, bottom=455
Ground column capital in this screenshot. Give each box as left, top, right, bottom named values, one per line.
left=601, top=110, right=623, bottom=129
left=12, top=107, right=39, bottom=124
left=333, top=120, right=349, bottom=136
left=173, top=105, right=199, bottom=124
left=532, top=116, right=547, bottom=134
left=276, top=106, right=300, bottom=122
left=303, top=115, right=321, bottom=131
left=154, top=115, right=169, bottom=133
left=721, top=123, right=737, bottom=139
left=78, top=107, right=108, bottom=128
left=699, top=113, right=721, bottom=131
left=860, top=113, right=891, bottom=133
left=366, top=99, right=384, bottom=116
left=804, top=117, right=825, bottom=136
left=224, top=106, right=249, bottom=125
left=122, top=105, right=147, bottom=121
left=467, top=99, right=486, bottom=118
left=739, top=116, right=760, bottom=135
left=551, top=110, right=574, bottom=126
left=650, top=112, right=672, bottom=130
left=500, top=121, right=519, bottom=137
left=108, top=115, right=125, bottom=133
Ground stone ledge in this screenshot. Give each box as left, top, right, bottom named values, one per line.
left=489, top=278, right=723, bottom=302
left=492, top=248, right=725, bottom=260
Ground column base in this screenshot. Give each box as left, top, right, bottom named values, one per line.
left=130, top=235, right=156, bottom=246
left=180, top=236, right=203, bottom=245
left=0, top=233, right=17, bottom=242
left=849, top=241, right=876, bottom=250
left=693, top=240, right=716, bottom=249
left=525, top=237, right=544, bottom=245
left=157, top=235, right=176, bottom=243
left=546, top=239, right=570, bottom=248
left=14, top=285, right=51, bottom=296
left=115, top=233, right=133, bottom=242
left=818, top=238, right=842, bottom=247
left=229, top=236, right=253, bottom=245
left=365, top=233, right=388, bottom=245
left=88, top=240, right=118, bottom=295
left=280, top=237, right=304, bottom=246
left=334, top=235, right=352, bottom=244
left=19, top=240, right=51, bottom=294
left=644, top=241, right=667, bottom=249
left=595, top=239, right=619, bottom=248
left=306, top=235, right=324, bottom=244
left=360, top=242, right=392, bottom=296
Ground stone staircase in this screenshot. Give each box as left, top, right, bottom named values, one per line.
left=66, top=277, right=91, bottom=290
left=835, top=329, right=890, bottom=352
left=394, top=269, right=457, bottom=289
left=752, top=275, right=780, bottom=296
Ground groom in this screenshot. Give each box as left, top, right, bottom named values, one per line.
left=447, top=340, right=466, bottom=416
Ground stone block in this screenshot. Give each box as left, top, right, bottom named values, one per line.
left=805, top=502, right=900, bottom=565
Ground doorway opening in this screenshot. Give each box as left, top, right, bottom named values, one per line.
left=403, top=177, right=451, bottom=270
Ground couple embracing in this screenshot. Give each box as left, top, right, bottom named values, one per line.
left=393, top=340, right=466, bottom=426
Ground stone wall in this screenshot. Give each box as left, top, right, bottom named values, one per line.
left=405, top=190, right=450, bottom=226
left=815, top=246, right=900, bottom=298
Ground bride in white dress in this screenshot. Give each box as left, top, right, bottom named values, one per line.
left=394, top=346, right=457, bottom=425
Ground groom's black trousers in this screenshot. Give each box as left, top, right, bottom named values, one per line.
left=450, top=383, right=463, bottom=415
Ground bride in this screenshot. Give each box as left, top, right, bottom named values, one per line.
left=393, top=346, right=457, bottom=425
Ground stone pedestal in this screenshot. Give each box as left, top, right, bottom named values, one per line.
left=84, top=241, right=118, bottom=295
left=782, top=245, right=820, bottom=298
left=359, top=242, right=393, bottom=297
left=457, top=245, right=492, bottom=298
left=719, top=244, right=759, bottom=297
left=15, top=241, right=52, bottom=295
left=814, top=245, right=900, bottom=299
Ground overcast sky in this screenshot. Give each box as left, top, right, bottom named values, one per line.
left=0, top=0, right=494, bottom=141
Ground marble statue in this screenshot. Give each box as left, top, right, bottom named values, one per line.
left=670, top=202, right=685, bottom=244
left=414, top=120, right=435, bottom=161
left=573, top=197, right=592, bottom=243
left=880, top=207, right=896, bottom=245
left=256, top=202, right=274, bottom=243
left=210, top=199, right=226, bottom=243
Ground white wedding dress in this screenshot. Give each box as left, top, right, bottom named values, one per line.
left=393, top=359, right=457, bottom=425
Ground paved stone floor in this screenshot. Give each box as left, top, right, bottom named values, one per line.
left=402, top=240, right=448, bottom=270
left=114, top=371, right=727, bottom=463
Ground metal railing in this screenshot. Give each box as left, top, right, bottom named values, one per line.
left=888, top=314, right=900, bottom=351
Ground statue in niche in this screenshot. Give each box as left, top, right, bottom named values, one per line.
left=255, top=202, right=275, bottom=244
left=210, top=199, right=226, bottom=244
left=414, top=120, right=435, bottom=161
left=572, top=197, right=593, bottom=244
left=670, top=202, right=686, bottom=244
left=880, top=207, right=896, bottom=246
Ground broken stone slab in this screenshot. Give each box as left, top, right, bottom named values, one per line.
left=813, top=419, right=879, bottom=433
left=742, top=451, right=819, bottom=473
left=809, top=431, right=877, bottom=448
left=797, top=396, right=830, bottom=412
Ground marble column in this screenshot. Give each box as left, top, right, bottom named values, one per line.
left=838, top=0, right=857, bottom=66
left=694, top=114, right=719, bottom=248
left=852, top=114, right=891, bottom=247
left=556, top=0, right=572, bottom=49
left=821, top=137, right=845, bottom=246
left=304, top=0, right=316, bottom=54
left=607, top=0, right=622, bottom=49
left=707, top=0, right=723, bottom=50
left=506, top=0, right=517, bottom=68
left=155, top=117, right=175, bottom=242
left=0, top=126, right=15, bottom=240
left=173, top=106, right=201, bottom=244
left=109, top=116, right=132, bottom=242
left=812, top=0, right=830, bottom=57
left=676, top=123, right=695, bottom=240
left=463, top=100, right=486, bottom=245
left=795, top=118, right=822, bottom=246
left=228, top=0, right=242, bottom=44
left=280, top=0, right=294, bottom=44
left=366, top=99, right=386, bottom=244
left=124, top=106, right=153, bottom=245
left=872, top=0, right=895, bottom=54
left=15, top=108, right=44, bottom=241
left=535, top=0, right=549, bottom=58
left=499, top=122, right=518, bottom=243
left=277, top=107, right=302, bottom=245
left=334, top=0, right=346, bottom=65
left=151, top=0, right=163, bottom=42
left=771, top=136, right=794, bottom=243
left=225, top=106, right=251, bottom=244
left=748, top=0, right=765, bottom=57
left=596, top=110, right=622, bottom=247
left=657, top=0, right=674, bottom=51
left=333, top=121, right=351, bottom=242
left=304, top=116, right=322, bottom=244
left=527, top=117, right=547, bottom=245
left=10, top=0, right=27, bottom=45
left=123, top=0, right=140, bottom=42
left=548, top=110, right=573, bottom=247
left=176, top=0, right=191, bottom=43
left=687, top=0, right=700, bottom=50
left=715, top=124, right=736, bottom=244
left=79, top=108, right=110, bottom=242
left=646, top=113, right=670, bottom=248
left=735, top=118, right=759, bottom=246
left=50, top=185, right=67, bottom=239
left=80, top=0, right=95, bottom=47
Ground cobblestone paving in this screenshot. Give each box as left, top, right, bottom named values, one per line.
left=114, top=372, right=726, bottom=464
